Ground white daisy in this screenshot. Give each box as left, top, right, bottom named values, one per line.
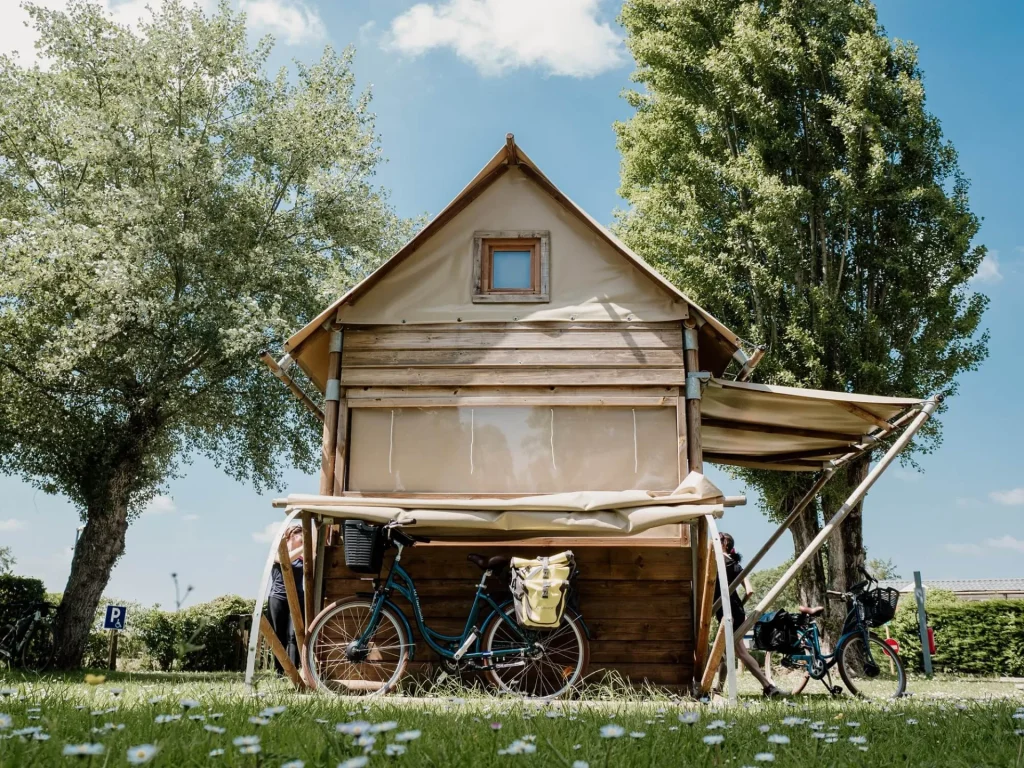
left=338, top=758, right=370, bottom=768
left=180, top=699, right=201, bottom=709
left=233, top=736, right=260, bottom=747
left=572, top=763, right=589, bottom=768
left=204, top=725, right=226, bottom=734
left=767, top=734, right=790, bottom=745
left=754, top=753, right=775, bottom=762
left=384, top=744, right=406, bottom=757
left=679, top=712, right=700, bottom=725
left=282, top=761, right=305, bottom=768
left=703, top=735, right=725, bottom=746
left=239, top=745, right=262, bottom=755
left=337, top=721, right=372, bottom=736
left=394, top=730, right=421, bottom=742
left=849, top=736, right=867, bottom=745
left=127, top=744, right=159, bottom=765
left=370, top=721, right=399, bottom=733
left=629, top=731, right=645, bottom=739
left=62, top=744, right=105, bottom=756
left=208, top=748, right=224, bottom=757
left=600, top=724, right=625, bottom=739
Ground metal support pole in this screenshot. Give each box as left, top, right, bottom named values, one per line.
left=706, top=514, right=737, bottom=704
left=734, top=397, right=941, bottom=640
left=914, top=571, right=933, bottom=677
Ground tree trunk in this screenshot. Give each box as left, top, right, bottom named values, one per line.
left=826, top=454, right=871, bottom=594
left=788, top=494, right=827, bottom=610
left=52, top=501, right=129, bottom=669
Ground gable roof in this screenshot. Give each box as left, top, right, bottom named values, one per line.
left=284, top=135, right=746, bottom=374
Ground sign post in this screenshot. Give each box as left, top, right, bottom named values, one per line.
left=913, top=572, right=932, bottom=677
left=103, top=605, right=127, bottom=671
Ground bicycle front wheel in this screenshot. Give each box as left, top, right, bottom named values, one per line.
left=482, top=606, right=588, bottom=700
left=20, top=623, right=55, bottom=671
left=302, top=599, right=410, bottom=696
left=837, top=632, right=905, bottom=699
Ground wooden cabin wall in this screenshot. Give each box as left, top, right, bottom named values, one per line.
left=321, top=535, right=693, bottom=687
left=313, top=318, right=696, bottom=687
left=339, top=322, right=685, bottom=388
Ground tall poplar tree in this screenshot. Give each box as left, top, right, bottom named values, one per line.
left=0, top=1, right=412, bottom=666
left=616, top=0, right=988, bottom=608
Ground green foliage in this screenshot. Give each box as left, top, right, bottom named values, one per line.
left=866, top=557, right=900, bottom=581
left=0, top=573, right=47, bottom=634
left=887, top=591, right=1024, bottom=676
left=748, top=559, right=802, bottom=612
left=615, top=0, right=989, bottom=599
left=0, top=0, right=413, bottom=664
left=0, top=545, right=14, bottom=574
left=130, top=595, right=254, bottom=672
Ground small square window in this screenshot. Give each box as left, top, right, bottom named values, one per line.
left=473, top=231, right=550, bottom=303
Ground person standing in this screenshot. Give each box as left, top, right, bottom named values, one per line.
left=267, top=524, right=304, bottom=673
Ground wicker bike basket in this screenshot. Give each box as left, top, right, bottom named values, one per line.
left=861, top=587, right=900, bottom=627
left=343, top=520, right=386, bottom=574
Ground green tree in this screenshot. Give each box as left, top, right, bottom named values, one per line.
left=0, top=546, right=14, bottom=574
left=616, top=0, right=987, bottom=614
left=0, top=0, right=412, bottom=667
left=866, top=557, right=900, bottom=581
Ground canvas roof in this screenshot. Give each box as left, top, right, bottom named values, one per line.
left=283, top=136, right=746, bottom=384
left=700, top=379, right=925, bottom=471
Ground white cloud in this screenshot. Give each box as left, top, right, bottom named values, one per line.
left=144, top=494, right=177, bottom=515
left=182, top=513, right=200, bottom=522
left=239, top=0, right=325, bottom=45
left=944, top=542, right=982, bottom=556
left=986, top=535, right=1024, bottom=553
left=385, top=0, right=625, bottom=77
left=0, top=518, right=27, bottom=532
left=971, top=251, right=1003, bottom=284
left=990, top=487, right=1024, bottom=505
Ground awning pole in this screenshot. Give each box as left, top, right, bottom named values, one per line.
left=705, top=514, right=738, bottom=704
left=734, top=396, right=941, bottom=640
left=245, top=509, right=301, bottom=690
left=712, top=467, right=835, bottom=614
left=259, top=352, right=325, bottom=423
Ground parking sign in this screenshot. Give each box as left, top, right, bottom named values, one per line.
left=103, top=605, right=127, bottom=631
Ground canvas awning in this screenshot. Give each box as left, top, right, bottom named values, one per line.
left=282, top=471, right=727, bottom=539
left=701, top=379, right=925, bottom=471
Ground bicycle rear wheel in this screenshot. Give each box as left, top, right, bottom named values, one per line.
left=481, top=606, right=588, bottom=700
left=837, top=632, right=905, bottom=699
left=20, top=622, right=55, bottom=671
left=302, top=599, right=410, bottom=696
left=763, top=652, right=810, bottom=694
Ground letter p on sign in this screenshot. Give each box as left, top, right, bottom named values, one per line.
left=103, top=605, right=127, bottom=631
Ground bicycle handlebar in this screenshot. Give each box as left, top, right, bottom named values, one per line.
left=826, top=590, right=847, bottom=599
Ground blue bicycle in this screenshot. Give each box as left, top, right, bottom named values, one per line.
left=762, top=568, right=905, bottom=698
left=302, top=520, right=590, bottom=699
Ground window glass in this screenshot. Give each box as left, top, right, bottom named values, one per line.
left=348, top=406, right=678, bottom=493
left=491, top=250, right=533, bottom=290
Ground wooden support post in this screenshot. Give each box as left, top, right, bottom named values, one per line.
left=692, top=532, right=717, bottom=677
left=259, top=352, right=324, bottom=423
left=301, top=511, right=315, bottom=631
left=320, top=329, right=343, bottom=496
left=312, top=517, right=330, bottom=617
left=259, top=615, right=303, bottom=688
left=675, top=389, right=687, bottom=484
left=333, top=398, right=349, bottom=495
left=682, top=320, right=703, bottom=474
left=277, top=539, right=307, bottom=655
left=700, top=623, right=727, bottom=693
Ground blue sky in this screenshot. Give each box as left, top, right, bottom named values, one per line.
left=1, top=0, right=1021, bottom=607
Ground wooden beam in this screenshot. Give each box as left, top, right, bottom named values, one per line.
left=683, top=320, right=702, bottom=473
left=301, top=512, right=315, bottom=632
left=312, top=517, right=330, bottom=618
left=277, top=539, right=307, bottom=655
left=702, top=416, right=863, bottom=443
left=333, top=397, right=349, bottom=494
left=700, top=623, right=727, bottom=693
left=505, top=133, right=519, bottom=165
left=346, top=395, right=677, bottom=409
left=340, top=367, right=686, bottom=387
left=692, top=533, right=717, bottom=677
left=259, top=615, right=303, bottom=689
left=831, top=399, right=892, bottom=430
left=259, top=352, right=324, bottom=423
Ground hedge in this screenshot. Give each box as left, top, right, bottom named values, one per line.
left=887, top=590, right=1024, bottom=676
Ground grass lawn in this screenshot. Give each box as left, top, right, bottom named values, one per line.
left=0, top=670, right=1022, bottom=767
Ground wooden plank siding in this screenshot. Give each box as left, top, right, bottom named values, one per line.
left=340, top=323, right=685, bottom=388
left=321, top=541, right=694, bottom=687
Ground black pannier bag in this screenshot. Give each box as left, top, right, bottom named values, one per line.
left=752, top=610, right=803, bottom=654
left=343, top=520, right=387, bottom=574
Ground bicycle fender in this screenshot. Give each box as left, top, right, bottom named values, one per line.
left=382, top=599, right=416, bottom=661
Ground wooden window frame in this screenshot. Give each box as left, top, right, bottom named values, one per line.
left=472, top=230, right=550, bottom=303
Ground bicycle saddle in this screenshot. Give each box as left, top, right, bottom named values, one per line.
left=798, top=605, right=825, bottom=617
left=467, top=554, right=511, bottom=572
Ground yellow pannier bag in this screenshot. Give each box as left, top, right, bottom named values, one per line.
left=509, top=551, right=576, bottom=629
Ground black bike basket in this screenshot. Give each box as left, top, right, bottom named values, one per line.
left=752, top=610, right=802, bottom=654
left=343, top=520, right=386, bottom=574
left=860, top=587, right=900, bottom=627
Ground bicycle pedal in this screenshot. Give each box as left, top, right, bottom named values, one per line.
left=435, top=670, right=448, bottom=684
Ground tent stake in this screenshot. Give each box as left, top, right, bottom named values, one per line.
left=734, top=397, right=941, bottom=640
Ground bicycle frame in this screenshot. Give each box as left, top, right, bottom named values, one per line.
left=785, top=600, right=875, bottom=681
left=357, top=543, right=535, bottom=663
